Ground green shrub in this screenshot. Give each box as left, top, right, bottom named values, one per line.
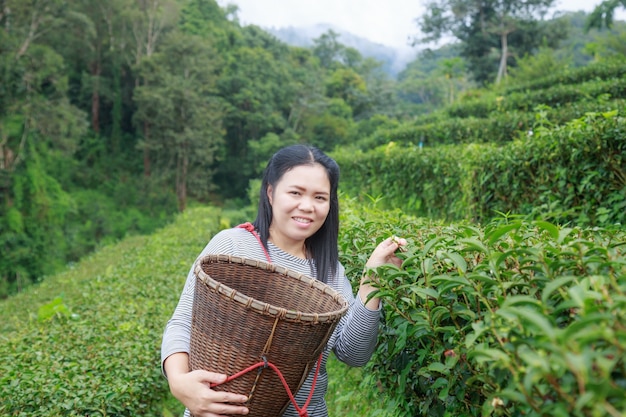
left=336, top=111, right=626, bottom=228
left=470, top=111, right=626, bottom=226
left=0, top=207, right=223, bottom=416
left=338, top=201, right=626, bottom=417
left=505, top=58, right=626, bottom=94
left=363, top=98, right=626, bottom=149
left=447, top=78, right=626, bottom=119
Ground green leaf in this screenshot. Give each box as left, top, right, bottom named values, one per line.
left=37, top=297, right=71, bottom=322
left=557, top=227, right=574, bottom=244
left=541, top=276, right=576, bottom=305
left=465, top=322, right=489, bottom=348
left=442, top=251, right=467, bottom=273
left=423, top=236, right=446, bottom=254
left=501, top=295, right=542, bottom=309
left=427, top=362, right=449, bottom=375
left=459, top=237, right=490, bottom=255
left=559, top=312, right=613, bottom=344
left=504, top=306, right=557, bottom=341
left=410, top=286, right=439, bottom=300
left=535, top=220, right=559, bottom=240
left=468, top=347, right=511, bottom=365
left=430, top=275, right=472, bottom=293
left=486, top=222, right=521, bottom=245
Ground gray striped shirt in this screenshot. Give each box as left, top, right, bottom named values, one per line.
left=161, top=227, right=381, bottom=417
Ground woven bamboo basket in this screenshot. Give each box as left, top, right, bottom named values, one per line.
left=189, top=254, right=349, bottom=417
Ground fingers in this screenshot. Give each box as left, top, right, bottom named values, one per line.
left=171, top=370, right=249, bottom=417
left=198, top=370, right=228, bottom=385
left=203, top=402, right=250, bottom=416
left=391, top=235, right=408, bottom=251
left=194, top=370, right=248, bottom=404
left=211, top=389, right=248, bottom=405
left=189, top=390, right=250, bottom=417
left=366, top=236, right=408, bottom=267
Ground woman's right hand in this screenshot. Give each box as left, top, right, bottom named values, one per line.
left=165, top=353, right=249, bottom=416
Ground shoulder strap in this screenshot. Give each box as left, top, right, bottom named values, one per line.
left=236, top=222, right=272, bottom=263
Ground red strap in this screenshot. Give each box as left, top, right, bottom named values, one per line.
left=210, top=354, right=323, bottom=417
left=231, top=223, right=322, bottom=416
left=237, top=222, right=272, bottom=263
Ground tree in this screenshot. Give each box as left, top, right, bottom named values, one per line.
left=312, top=30, right=346, bottom=69
left=586, top=0, right=626, bottom=31
left=439, top=57, right=466, bottom=103
left=126, top=0, right=179, bottom=177
left=0, top=0, right=88, bottom=294
left=214, top=25, right=302, bottom=198
left=133, top=31, right=223, bottom=211
left=417, top=0, right=559, bottom=84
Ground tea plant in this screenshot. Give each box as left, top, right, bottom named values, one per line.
left=339, top=201, right=626, bottom=416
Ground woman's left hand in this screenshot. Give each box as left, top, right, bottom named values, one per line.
left=358, top=236, right=407, bottom=309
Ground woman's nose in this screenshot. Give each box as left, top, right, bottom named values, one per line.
left=298, top=196, right=314, bottom=211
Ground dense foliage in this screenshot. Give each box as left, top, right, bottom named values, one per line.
left=0, top=0, right=400, bottom=297
left=0, top=207, right=225, bottom=416
left=2, top=0, right=625, bottom=298
left=339, top=201, right=626, bottom=417
left=2, top=0, right=626, bottom=415
left=1, top=201, right=624, bottom=416
left=336, top=111, right=626, bottom=227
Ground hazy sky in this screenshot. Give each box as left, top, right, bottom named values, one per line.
left=217, top=0, right=619, bottom=51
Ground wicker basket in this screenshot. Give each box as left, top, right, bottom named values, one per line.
left=189, top=254, right=349, bottom=417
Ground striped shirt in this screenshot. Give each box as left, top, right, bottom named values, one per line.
left=161, top=227, right=381, bottom=417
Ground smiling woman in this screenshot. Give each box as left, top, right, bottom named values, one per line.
left=160, top=144, right=407, bottom=417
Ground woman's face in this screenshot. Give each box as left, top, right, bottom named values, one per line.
left=267, top=163, right=331, bottom=250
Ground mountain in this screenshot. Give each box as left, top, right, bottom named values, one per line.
left=265, top=23, right=416, bottom=77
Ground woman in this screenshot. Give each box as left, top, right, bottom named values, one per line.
left=161, top=144, right=406, bottom=417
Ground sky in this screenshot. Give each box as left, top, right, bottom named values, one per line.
left=216, top=0, right=622, bottom=51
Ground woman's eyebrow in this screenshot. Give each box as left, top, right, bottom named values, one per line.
left=288, top=184, right=329, bottom=195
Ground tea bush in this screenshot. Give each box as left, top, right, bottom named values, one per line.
left=504, top=58, right=626, bottom=94
left=363, top=98, right=625, bottom=148
left=0, top=208, right=225, bottom=416
left=2, top=198, right=624, bottom=417
left=446, top=78, right=626, bottom=119
left=336, top=111, right=626, bottom=227
left=338, top=200, right=626, bottom=417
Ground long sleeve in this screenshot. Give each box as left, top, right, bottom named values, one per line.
left=327, top=263, right=381, bottom=367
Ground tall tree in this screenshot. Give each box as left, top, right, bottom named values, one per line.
left=214, top=25, right=302, bottom=198
left=133, top=31, right=223, bottom=211
left=417, top=0, right=559, bottom=84
left=0, top=0, right=88, bottom=294
left=586, top=0, right=626, bottom=31
left=125, top=0, right=178, bottom=177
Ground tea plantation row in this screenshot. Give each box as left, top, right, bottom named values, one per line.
left=1, top=200, right=624, bottom=416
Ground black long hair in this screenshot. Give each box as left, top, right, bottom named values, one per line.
left=253, top=145, right=340, bottom=282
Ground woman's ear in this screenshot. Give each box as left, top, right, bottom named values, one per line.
left=266, top=185, right=273, bottom=205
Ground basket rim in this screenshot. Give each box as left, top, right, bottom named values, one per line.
left=193, top=254, right=349, bottom=323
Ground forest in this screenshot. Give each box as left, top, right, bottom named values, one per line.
left=2, top=0, right=625, bottom=298
left=1, top=0, right=625, bottom=415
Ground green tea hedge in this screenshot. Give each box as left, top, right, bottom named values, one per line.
left=338, top=200, right=626, bottom=417
left=0, top=208, right=225, bottom=416
left=363, top=99, right=626, bottom=148
left=504, top=58, right=626, bottom=94
left=336, top=111, right=626, bottom=227
left=446, top=78, right=626, bottom=119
